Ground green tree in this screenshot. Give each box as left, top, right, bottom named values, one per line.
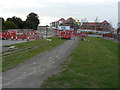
left=4, top=21, right=16, bottom=30
left=7, top=16, right=23, bottom=29
left=26, top=12, right=40, bottom=30
left=1, top=18, right=5, bottom=30
left=22, top=21, right=28, bottom=29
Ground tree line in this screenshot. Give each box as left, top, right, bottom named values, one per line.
left=2, top=12, right=40, bottom=30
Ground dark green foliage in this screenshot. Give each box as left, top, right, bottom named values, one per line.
left=7, top=16, right=23, bottom=29
left=26, top=12, right=40, bottom=30
left=2, top=12, right=40, bottom=30
left=2, top=18, right=5, bottom=30
left=4, top=21, right=16, bottom=30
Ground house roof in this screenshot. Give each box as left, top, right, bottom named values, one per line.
left=51, top=22, right=55, bottom=24
left=82, top=20, right=110, bottom=26
left=58, top=18, right=65, bottom=21
left=67, top=17, right=75, bottom=21
left=102, top=20, right=109, bottom=23
left=62, top=17, right=75, bottom=24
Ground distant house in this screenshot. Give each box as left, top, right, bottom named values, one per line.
left=50, top=22, right=57, bottom=29
left=62, top=17, right=75, bottom=28
left=80, top=20, right=112, bottom=31
left=50, top=17, right=75, bottom=30
left=50, top=18, right=112, bottom=31
left=58, top=18, right=65, bottom=25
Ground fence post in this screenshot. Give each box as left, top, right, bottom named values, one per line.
left=16, top=35, right=18, bottom=40
left=27, top=33, right=29, bottom=41
left=11, top=33, right=14, bottom=40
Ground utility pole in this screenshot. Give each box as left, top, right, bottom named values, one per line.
left=83, top=18, right=88, bottom=30
left=80, top=19, right=84, bottom=29
left=95, top=17, right=99, bottom=31
left=86, top=21, right=88, bottom=30
left=46, top=25, right=49, bottom=38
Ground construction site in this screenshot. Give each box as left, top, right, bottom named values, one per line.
left=0, top=0, right=119, bottom=88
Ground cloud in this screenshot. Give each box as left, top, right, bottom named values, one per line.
left=39, top=0, right=117, bottom=3
left=0, top=0, right=118, bottom=28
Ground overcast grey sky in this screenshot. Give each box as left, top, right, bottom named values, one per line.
left=0, top=0, right=119, bottom=28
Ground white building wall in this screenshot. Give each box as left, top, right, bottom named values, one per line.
left=58, top=26, right=71, bottom=30
left=59, top=21, right=63, bottom=24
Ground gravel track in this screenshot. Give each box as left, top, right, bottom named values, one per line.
left=2, top=38, right=78, bottom=88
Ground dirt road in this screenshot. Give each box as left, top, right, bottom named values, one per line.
left=2, top=38, right=78, bottom=88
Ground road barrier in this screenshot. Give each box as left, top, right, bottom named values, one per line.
left=1, top=30, right=39, bottom=41
left=55, top=30, right=88, bottom=39
left=27, top=33, right=30, bottom=41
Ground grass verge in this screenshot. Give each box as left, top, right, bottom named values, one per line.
left=2, top=37, right=67, bottom=72
left=41, top=37, right=118, bottom=88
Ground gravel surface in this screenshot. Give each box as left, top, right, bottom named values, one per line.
left=1, top=40, right=29, bottom=52
left=2, top=40, right=26, bottom=46
left=2, top=38, right=78, bottom=88
left=102, top=37, right=120, bottom=44
left=88, top=35, right=102, bottom=37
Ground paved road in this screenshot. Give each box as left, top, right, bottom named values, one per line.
left=1, top=40, right=29, bottom=52
left=2, top=40, right=27, bottom=46
left=2, top=38, right=78, bottom=88
left=1, top=39, right=39, bottom=52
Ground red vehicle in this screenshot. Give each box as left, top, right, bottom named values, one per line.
left=61, top=34, right=71, bottom=39
left=60, top=30, right=71, bottom=39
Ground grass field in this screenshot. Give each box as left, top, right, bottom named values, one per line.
left=2, top=37, right=67, bottom=72
left=41, top=37, right=118, bottom=88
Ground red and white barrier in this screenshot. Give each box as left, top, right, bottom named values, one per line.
left=54, top=30, right=88, bottom=39
left=0, top=33, right=2, bottom=39
left=15, top=35, right=18, bottom=40
left=27, top=33, right=30, bottom=41
left=1, top=30, right=40, bottom=41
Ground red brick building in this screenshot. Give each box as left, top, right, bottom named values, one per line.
left=60, top=17, right=75, bottom=28
left=80, top=20, right=112, bottom=31
left=50, top=17, right=75, bottom=29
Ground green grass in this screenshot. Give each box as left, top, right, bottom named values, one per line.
left=2, top=37, right=67, bottom=72
left=41, top=37, right=118, bottom=88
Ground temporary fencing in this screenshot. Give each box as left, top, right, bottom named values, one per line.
left=1, top=30, right=39, bottom=41
left=54, top=30, right=88, bottom=39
